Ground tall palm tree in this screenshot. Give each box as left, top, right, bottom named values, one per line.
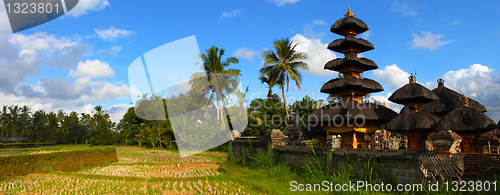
left=189, top=46, right=241, bottom=122
left=260, top=38, right=308, bottom=119
left=19, top=105, right=31, bottom=142
left=259, top=74, right=277, bottom=97
left=8, top=105, right=20, bottom=139
left=0, top=106, right=9, bottom=138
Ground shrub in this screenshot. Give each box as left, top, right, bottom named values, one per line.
left=0, top=147, right=117, bottom=178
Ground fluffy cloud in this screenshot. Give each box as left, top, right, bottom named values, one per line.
left=66, top=0, right=110, bottom=17
left=370, top=92, right=404, bottom=113
left=292, top=34, right=337, bottom=77
left=303, top=20, right=327, bottom=39
left=437, top=64, right=500, bottom=121
left=95, top=26, right=134, bottom=41
left=234, top=48, right=258, bottom=60
left=69, top=59, right=115, bottom=79
left=0, top=32, right=89, bottom=92
left=372, top=64, right=411, bottom=90
left=268, top=0, right=301, bottom=6
left=410, top=32, right=454, bottom=50
left=220, top=9, right=243, bottom=19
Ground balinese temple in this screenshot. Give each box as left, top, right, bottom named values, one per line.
left=306, top=7, right=397, bottom=148
left=434, top=95, right=497, bottom=153
left=401, top=79, right=487, bottom=117
left=385, top=74, right=440, bottom=150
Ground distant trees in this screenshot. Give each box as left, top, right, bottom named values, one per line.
left=0, top=104, right=117, bottom=145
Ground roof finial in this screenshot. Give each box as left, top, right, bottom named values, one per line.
left=344, top=5, right=355, bottom=17
left=460, top=93, right=469, bottom=107
left=437, top=78, right=444, bottom=87
left=409, top=73, right=416, bottom=83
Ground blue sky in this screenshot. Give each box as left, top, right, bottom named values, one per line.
left=0, top=0, right=499, bottom=123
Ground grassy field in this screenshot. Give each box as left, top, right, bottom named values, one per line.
left=0, top=145, right=303, bottom=194
left=3, top=145, right=490, bottom=194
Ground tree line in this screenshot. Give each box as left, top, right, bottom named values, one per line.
left=1, top=37, right=327, bottom=148
left=0, top=105, right=115, bottom=145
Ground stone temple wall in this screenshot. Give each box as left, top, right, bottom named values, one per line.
left=230, top=134, right=499, bottom=184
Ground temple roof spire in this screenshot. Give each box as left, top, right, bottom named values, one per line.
left=344, top=6, right=355, bottom=17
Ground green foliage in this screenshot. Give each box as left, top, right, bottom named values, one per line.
left=0, top=104, right=118, bottom=145
left=290, top=95, right=324, bottom=131
left=244, top=94, right=287, bottom=136
left=0, top=147, right=117, bottom=178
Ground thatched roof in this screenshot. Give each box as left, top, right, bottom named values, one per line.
left=428, top=84, right=486, bottom=114
left=434, top=107, right=496, bottom=133
left=328, top=34, right=374, bottom=53
left=307, top=99, right=398, bottom=124
left=304, top=123, right=327, bottom=135
left=494, top=121, right=500, bottom=135
left=330, top=16, right=369, bottom=35
left=388, top=83, right=438, bottom=105
left=400, top=84, right=487, bottom=114
left=320, top=76, right=383, bottom=94
left=324, top=53, right=378, bottom=72
left=385, top=112, right=440, bottom=132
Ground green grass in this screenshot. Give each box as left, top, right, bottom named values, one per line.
left=2, top=145, right=498, bottom=194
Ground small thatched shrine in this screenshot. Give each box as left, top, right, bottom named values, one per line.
left=306, top=7, right=398, bottom=148
left=434, top=95, right=497, bottom=153
left=385, top=74, right=440, bottom=150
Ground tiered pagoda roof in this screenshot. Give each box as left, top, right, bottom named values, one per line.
left=307, top=7, right=397, bottom=135
left=325, top=53, right=378, bottom=72
left=386, top=74, right=440, bottom=133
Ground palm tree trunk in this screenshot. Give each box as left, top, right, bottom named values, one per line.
left=282, top=84, right=289, bottom=119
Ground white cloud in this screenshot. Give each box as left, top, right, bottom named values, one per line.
left=370, top=92, right=404, bottom=113
left=372, top=64, right=411, bottom=90
left=360, top=31, right=372, bottom=40
left=220, top=9, right=243, bottom=19
left=106, top=104, right=131, bottom=123
left=234, top=48, right=258, bottom=60
left=69, top=59, right=115, bottom=79
left=303, top=20, right=327, bottom=39
left=268, top=0, right=301, bottom=6
left=437, top=64, right=500, bottom=122
left=451, top=20, right=462, bottom=25
left=95, top=26, right=134, bottom=41
left=292, top=34, right=337, bottom=77
left=66, top=0, right=110, bottom=17
left=391, top=0, right=418, bottom=16
left=410, top=32, right=454, bottom=50
left=95, top=45, right=122, bottom=56
left=0, top=32, right=89, bottom=92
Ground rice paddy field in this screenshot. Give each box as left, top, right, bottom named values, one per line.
left=0, top=146, right=279, bottom=195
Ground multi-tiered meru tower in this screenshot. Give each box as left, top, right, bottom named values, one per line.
left=307, top=7, right=397, bottom=148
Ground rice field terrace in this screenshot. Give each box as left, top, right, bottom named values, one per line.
left=0, top=145, right=271, bottom=195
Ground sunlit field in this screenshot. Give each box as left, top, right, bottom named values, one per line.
left=0, top=146, right=257, bottom=195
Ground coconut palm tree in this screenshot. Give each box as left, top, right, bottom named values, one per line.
left=19, top=105, right=31, bottom=142
left=259, top=74, right=277, bottom=97
left=260, top=38, right=308, bottom=119
left=8, top=105, right=20, bottom=139
left=0, top=106, right=9, bottom=138
left=189, top=46, right=241, bottom=122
